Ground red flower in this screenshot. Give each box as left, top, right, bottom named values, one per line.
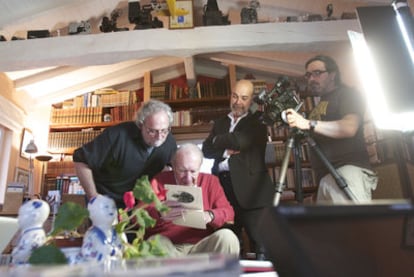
left=123, top=191, right=135, bottom=210
left=157, top=186, right=167, bottom=201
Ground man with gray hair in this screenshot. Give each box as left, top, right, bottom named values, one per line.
left=145, top=143, right=240, bottom=257
left=73, top=99, right=177, bottom=208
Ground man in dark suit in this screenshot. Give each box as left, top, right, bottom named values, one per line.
left=202, top=79, right=274, bottom=260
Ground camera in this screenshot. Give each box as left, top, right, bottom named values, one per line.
left=253, top=76, right=301, bottom=126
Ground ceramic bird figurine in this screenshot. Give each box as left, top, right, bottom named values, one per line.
left=80, top=195, right=123, bottom=262
left=11, top=199, right=50, bottom=265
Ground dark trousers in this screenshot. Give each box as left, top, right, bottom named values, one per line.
left=218, top=171, right=266, bottom=256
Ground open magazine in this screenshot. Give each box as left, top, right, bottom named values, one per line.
left=165, top=184, right=206, bottom=229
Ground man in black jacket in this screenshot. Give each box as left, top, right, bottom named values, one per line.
left=202, top=79, right=273, bottom=259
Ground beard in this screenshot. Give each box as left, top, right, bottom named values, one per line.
left=152, top=139, right=165, bottom=147
left=231, top=104, right=247, bottom=117
left=308, top=81, right=322, bottom=94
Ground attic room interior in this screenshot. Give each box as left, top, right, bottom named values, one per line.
left=1, top=0, right=414, bottom=275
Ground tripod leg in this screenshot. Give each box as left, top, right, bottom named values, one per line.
left=293, top=140, right=304, bottom=203
left=306, top=136, right=359, bottom=202
left=274, top=137, right=295, bottom=206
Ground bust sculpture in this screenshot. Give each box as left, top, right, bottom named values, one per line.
left=11, top=199, right=50, bottom=265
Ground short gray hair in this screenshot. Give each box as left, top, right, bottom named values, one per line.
left=135, top=99, right=174, bottom=126
left=172, top=143, right=204, bottom=167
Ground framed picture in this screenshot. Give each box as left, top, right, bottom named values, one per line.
left=169, top=0, right=194, bottom=29
left=20, top=128, right=34, bottom=159
left=402, top=216, right=414, bottom=248
left=14, top=167, right=29, bottom=190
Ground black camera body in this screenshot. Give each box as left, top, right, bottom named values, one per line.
left=254, top=77, right=301, bottom=126
left=203, top=0, right=230, bottom=26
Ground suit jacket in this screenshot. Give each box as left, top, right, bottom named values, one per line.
left=202, top=111, right=273, bottom=209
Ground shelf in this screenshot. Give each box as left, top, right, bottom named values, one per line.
left=49, top=121, right=117, bottom=131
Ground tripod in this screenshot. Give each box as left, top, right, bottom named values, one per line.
left=273, top=128, right=359, bottom=206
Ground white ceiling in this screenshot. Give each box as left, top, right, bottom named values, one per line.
left=0, top=0, right=400, bottom=107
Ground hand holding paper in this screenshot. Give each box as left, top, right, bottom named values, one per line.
left=161, top=200, right=186, bottom=222
left=164, top=185, right=206, bottom=229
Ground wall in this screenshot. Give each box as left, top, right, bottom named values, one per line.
left=0, top=73, right=49, bottom=203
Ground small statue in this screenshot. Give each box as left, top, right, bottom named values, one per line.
left=11, top=199, right=50, bottom=265
left=81, top=195, right=123, bottom=262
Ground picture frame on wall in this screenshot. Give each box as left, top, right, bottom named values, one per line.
left=14, top=167, right=29, bottom=191
left=169, top=0, right=194, bottom=29
left=19, top=128, right=34, bottom=159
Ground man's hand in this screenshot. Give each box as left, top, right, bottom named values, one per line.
left=285, top=108, right=310, bottom=130
left=160, top=200, right=186, bottom=221
left=226, top=149, right=240, bottom=156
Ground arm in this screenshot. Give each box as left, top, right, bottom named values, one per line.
left=202, top=128, right=226, bottom=160
left=74, top=162, right=98, bottom=200
left=203, top=114, right=267, bottom=157
left=285, top=108, right=361, bottom=139
left=203, top=175, right=235, bottom=229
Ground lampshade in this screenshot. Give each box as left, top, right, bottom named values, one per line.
left=24, top=139, right=38, bottom=154
left=35, top=155, right=53, bottom=162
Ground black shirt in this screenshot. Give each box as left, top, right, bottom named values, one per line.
left=308, top=85, right=372, bottom=182
left=73, top=121, right=177, bottom=207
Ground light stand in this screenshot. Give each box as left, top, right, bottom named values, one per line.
left=24, top=139, right=38, bottom=197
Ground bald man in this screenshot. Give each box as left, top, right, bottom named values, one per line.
left=202, top=79, right=273, bottom=260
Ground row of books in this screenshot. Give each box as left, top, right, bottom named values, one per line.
left=54, top=175, right=85, bottom=195
left=266, top=140, right=312, bottom=164
left=48, top=129, right=102, bottom=153
left=63, top=90, right=137, bottom=108
left=107, top=102, right=141, bottom=122
left=151, top=83, right=195, bottom=100
left=172, top=110, right=192, bottom=127
left=269, top=167, right=317, bottom=189
left=50, top=102, right=142, bottom=125
left=47, top=161, right=76, bottom=176
left=171, top=106, right=230, bottom=127
left=150, top=79, right=231, bottom=101
left=50, top=106, right=104, bottom=124
left=190, top=106, right=230, bottom=125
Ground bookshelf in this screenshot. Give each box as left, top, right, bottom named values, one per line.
left=44, top=75, right=233, bottom=197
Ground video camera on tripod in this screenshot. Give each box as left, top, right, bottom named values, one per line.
left=253, top=76, right=302, bottom=126
left=255, top=77, right=358, bottom=205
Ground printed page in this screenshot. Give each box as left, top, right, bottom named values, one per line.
left=165, top=184, right=205, bottom=229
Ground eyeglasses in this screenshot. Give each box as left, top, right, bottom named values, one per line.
left=304, top=70, right=328, bottom=79
left=144, top=125, right=170, bottom=136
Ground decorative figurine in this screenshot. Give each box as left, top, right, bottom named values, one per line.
left=81, top=195, right=123, bottom=262
left=11, top=199, right=50, bottom=265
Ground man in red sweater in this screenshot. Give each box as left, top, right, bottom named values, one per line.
left=145, top=143, right=240, bottom=257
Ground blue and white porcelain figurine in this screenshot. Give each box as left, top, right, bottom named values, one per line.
left=81, top=195, right=123, bottom=263
left=11, top=199, right=50, bottom=265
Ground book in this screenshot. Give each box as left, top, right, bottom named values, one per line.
left=165, top=184, right=206, bottom=229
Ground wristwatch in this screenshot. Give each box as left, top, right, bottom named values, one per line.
left=309, top=120, right=318, bottom=131
left=208, top=210, right=215, bottom=222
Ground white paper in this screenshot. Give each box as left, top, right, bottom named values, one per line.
left=165, top=184, right=206, bottom=229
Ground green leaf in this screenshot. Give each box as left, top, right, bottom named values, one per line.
left=29, top=244, right=68, bottom=265
left=51, top=202, right=89, bottom=236
left=133, top=176, right=158, bottom=204
left=133, top=208, right=156, bottom=229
